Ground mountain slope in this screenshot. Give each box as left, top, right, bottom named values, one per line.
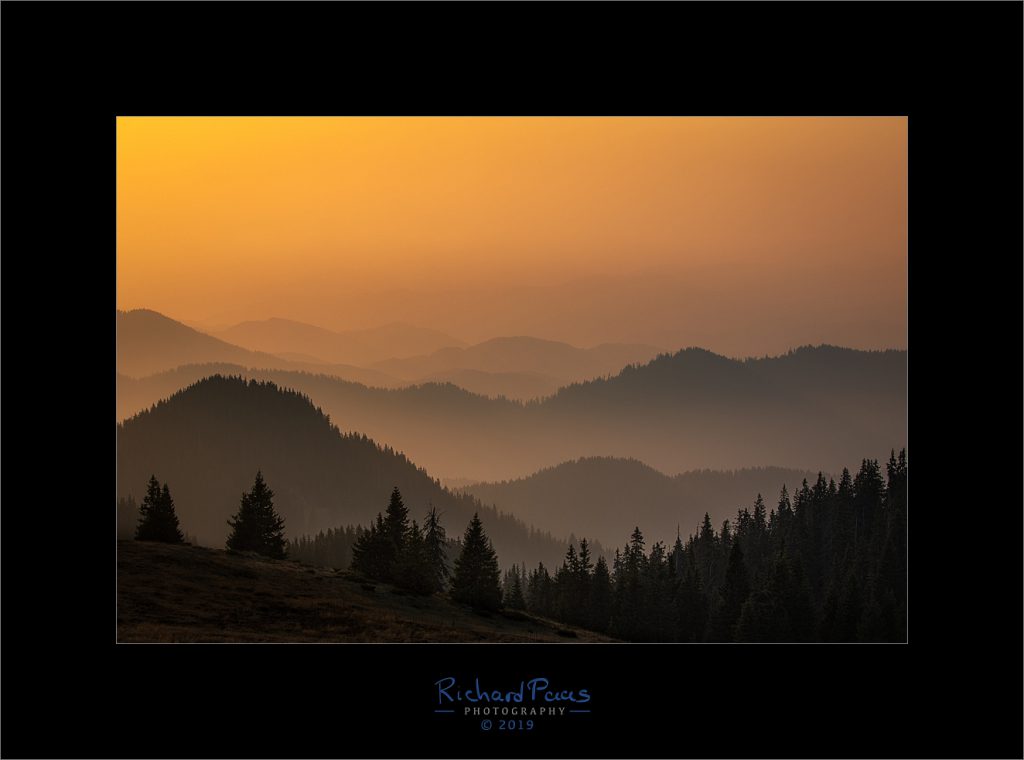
left=117, top=310, right=406, bottom=386
left=117, top=541, right=608, bottom=642
left=465, top=457, right=818, bottom=548
left=116, top=376, right=569, bottom=567
left=215, top=317, right=466, bottom=365
left=116, top=309, right=283, bottom=377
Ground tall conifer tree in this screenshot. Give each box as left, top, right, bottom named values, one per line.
left=135, top=476, right=184, bottom=544
left=450, top=513, right=502, bottom=611
left=226, top=471, right=286, bottom=558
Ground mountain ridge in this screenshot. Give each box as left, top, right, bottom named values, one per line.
left=116, top=342, right=906, bottom=482
left=214, top=317, right=467, bottom=366
left=116, top=374, right=575, bottom=568
left=464, top=456, right=821, bottom=548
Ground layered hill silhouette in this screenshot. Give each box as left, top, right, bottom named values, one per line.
left=117, top=345, right=905, bottom=483
left=214, top=317, right=466, bottom=366
left=120, top=311, right=661, bottom=401
left=371, top=335, right=661, bottom=385
left=116, top=309, right=405, bottom=387
left=465, top=457, right=817, bottom=548
left=407, top=368, right=562, bottom=401
left=117, top=309, right=279, bottom=377
left=116, top=375, right=569, bottom=567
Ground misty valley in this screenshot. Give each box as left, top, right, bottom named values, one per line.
left=115, top=117, right=907, bottom=645
left=116, top=309, right=907, bottom=644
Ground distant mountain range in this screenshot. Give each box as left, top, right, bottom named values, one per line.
left=116, top=375, right=573, bottom=568
left=371, top=336, right=662, bottom=385
left=415, top=368, right=563, bottom=401
left=117, top=309, right=282, bottom=377
left=116, top=310, right=406, bottom=386
left=118, top=310, right=660, bottom=401
left=115, top=344, right=907, bottom=483
left=464, top=457, right=818, bottom=548
left=214, top=317, right=466, bottom=366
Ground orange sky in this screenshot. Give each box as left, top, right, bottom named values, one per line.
left=117, top=117, right=907, bottom=353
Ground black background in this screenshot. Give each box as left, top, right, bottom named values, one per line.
left=2, top=2, right=1021, bottom=758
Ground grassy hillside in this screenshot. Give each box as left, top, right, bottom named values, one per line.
left=116, top=541, right=610, bottom=643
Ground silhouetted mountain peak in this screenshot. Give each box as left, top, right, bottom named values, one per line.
left=117, top=374, right=572, bottom=567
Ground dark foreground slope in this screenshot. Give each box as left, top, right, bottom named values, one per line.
left=116, top=541, right=609, bottom=643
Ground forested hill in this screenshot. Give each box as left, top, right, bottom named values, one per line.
left=465, top=458, right=816, bottom=548
left=115, top=376, right=570, bottom=568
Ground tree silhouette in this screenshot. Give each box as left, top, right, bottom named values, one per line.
left=226, top=471, right=286, bottom=558
left=379, top=487, right=410, bottom=580
left=351, top=513, right=389, bottom=579
left=589, top=555, right=613, bottom=633
left=504, top=565, right=526, bottom=610
left=450, top=513, right=502, bottom=611
left=707, top=540, right=750, bottom=641
left=394, top=520, right=435, bottom=595
left=135, top=476, right=184, bottom=544
left=526, top=562, right=554, bottom=617
left=523, top=450, right=905, bottom=642
left=423, top=504, right=449, bottom=593
left=321, top=450, right=906, bottom=642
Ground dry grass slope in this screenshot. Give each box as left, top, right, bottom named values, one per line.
left=116, top=541, right=612, bottom=643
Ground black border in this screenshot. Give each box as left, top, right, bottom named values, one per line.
left=3, top=3, right=1022, bottom=758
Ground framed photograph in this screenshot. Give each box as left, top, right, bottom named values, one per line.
left=2, top=3, right=1020, bottom=759
left=115, top=113, right=909, bottom=650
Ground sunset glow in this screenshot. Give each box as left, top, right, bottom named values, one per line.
left=117, top=116, right=907, bottom=353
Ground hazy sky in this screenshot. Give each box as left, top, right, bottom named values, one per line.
left=117, top=117, right=907, bottom=354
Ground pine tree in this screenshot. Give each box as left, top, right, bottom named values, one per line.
left=349, top=488, right=415, bottom=583
left=670, top=529, right=685, bottom=576
left=575, top=538, right=594, bottom=625
left=589, top=555, right=613, bottom=633
left=707, top=540, right=750, bottom=641
left=379, top=487, right=410, bottom=580
left=641, top=541, right=676, bottom=641
left=556, top=542, right=589, bottom=625
left=394, top=520, right=434, bottom=595
left=834, top=468, right=855, bottom=561
left=674, top=552, right=708, bottom=642
left=226, top=471, right=286, bottom=558
left=423, top=504, right=449, bottom=593
left=526, top=562, right=554, bottom=617
left=753, top=494, right=767, bottom=533
left=450, top=513, right=502, bottom=611
left=351, top=513, right=389, bottom=580
left=505, top=566, right=526, bottom=610
left=611, top=528, right=647, bottom=640
left=135, top=476, right=184, bottom=544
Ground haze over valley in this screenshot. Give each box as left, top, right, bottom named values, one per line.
left=116, top=117, right=907, bottom=642
left=117, top=307, right=906, bottom=552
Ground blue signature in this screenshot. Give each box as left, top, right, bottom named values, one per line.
left=435, top=677, right=590, bottom=704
